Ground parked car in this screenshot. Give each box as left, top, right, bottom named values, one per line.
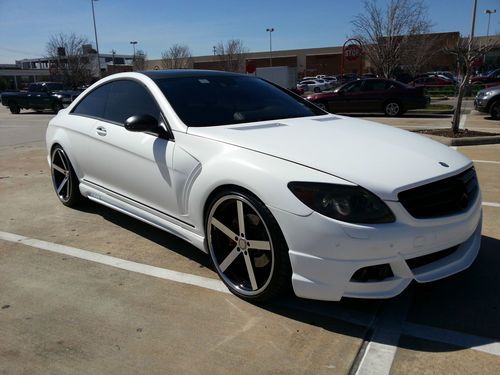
left=336, top=73, right=358, bottom=84
left=362, top=73, right=377, bottom=79
left=46, top=70, right=481, bottom=302
left=297, top=79, right=326, bottom=93
left=1, top=82, right=79, bottom=114
left=474, top=85, right=500, bottom=119
left=306, top=78, right=428, bottom=116
left=315, top=78, right=331, bottom=90
left=427, top=71, right=458, bottom=82
left=409, top=76, right=455, bottom=87
left=470, top=69, right=500, bottom=85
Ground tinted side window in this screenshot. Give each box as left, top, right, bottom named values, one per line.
left=72, top=83, right=111, bottom=118
left=104, top=80, right=160, bottom=125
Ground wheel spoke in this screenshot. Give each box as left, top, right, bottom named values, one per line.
left=247, top=240, right=271, bottom=251
left=237, top=200, right=246, bottom=236
left=211, top=218, right=238, bottom=241
left=57, top=150, right=68, bottom=170
left=219, top=246, right=240, bottom=272
left=56, top=176, right=69, bottom=194
left=52, top=164, right=66, bottom=174
left=243, top=253, right=258, bottom=290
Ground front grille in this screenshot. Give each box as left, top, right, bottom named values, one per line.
left=406, top=246, right=458, bottom=270
left=398, top=167, right=478, bottom=219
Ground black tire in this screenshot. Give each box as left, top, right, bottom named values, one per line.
left=384, top=100, right=403, bottom=117
left=205, top=189, right=291, bottom=302
left=489, top=100, right=500, bottom=120
left=50, top=145, right=82, bottom=207
left=52, top=101, right=63, bottom=113
left=313, top=87, right=321, bottom=93
left=9, top=102, right=20, bottom=114
left=315, top=102, right=328, bottom=112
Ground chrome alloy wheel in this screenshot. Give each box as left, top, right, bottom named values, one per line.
left=385, top=102, right=400, bottom=116
left=207, top=195, right=275, bottom=296
left=51, top=148, right=72, bottom=203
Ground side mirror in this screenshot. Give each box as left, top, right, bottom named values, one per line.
left=124, top=114, right=158, bottom=132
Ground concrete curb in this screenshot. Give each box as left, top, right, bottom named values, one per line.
left=419, top=133, right=500, bottom=146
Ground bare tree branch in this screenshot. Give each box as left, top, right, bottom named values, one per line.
left=46, top=33, right=93, bottom=87
left=216, top=39, right=248, bottom=72
left=352, top=0, right=433, bottom=78
left=446, top=36, right=499, bottom=133
left=161, top=44, right=192, bottom=69
left=134, top=49, right=147, bottom=71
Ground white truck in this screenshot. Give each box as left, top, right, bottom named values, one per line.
left=254, top=66, right=297, bottom=91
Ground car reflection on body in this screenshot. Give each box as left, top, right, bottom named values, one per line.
left=46, top=70, right=482, bottom=302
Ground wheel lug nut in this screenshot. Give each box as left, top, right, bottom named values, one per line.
left=237, top=247, right=240, bottom=251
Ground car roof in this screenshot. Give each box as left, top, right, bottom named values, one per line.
left=141, top=69, right=243, bottom=79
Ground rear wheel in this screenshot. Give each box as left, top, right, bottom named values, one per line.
left=489, top=100, right=500, bottom=120
left=9, top=102, right=20, bottom=114
left=52, top=101, right=63, bottom=113
left=50, top=145, right=82, bottom=207
left=384, top=101, right=402, bottom=117
left=313, top=87, right=321, bottom=93
left=315, top=102, right=328, bottom=111
left=206, top=190, right=290, bottom=302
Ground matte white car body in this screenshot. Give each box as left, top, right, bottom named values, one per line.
left=46, top=72, right=482, bottom=301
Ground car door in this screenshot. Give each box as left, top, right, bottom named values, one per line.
left=357, top=80, right=387, bottom=112
left=335, top=81, right=364, bottom=112
left=83, top=79, right=179, bottom=218
left=27, top=85, right=50, bottom=108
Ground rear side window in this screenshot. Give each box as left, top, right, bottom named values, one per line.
left=104, top=80, right=160, bottom=125
left=72, top=83, right=111, bottom=118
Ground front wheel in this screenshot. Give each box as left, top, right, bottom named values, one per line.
left=9, top=103, right=20, bottom=114
left=313, top=87, right=321, bottom=93
left=50, top=146, right=82, bottom=207
left=206, top=190, right=291, bottom=302
left=384, top=101, right=402, bottom=117
left=52, top=101, right=63, bottom=113
left=489, top=100, right=500, bottom=120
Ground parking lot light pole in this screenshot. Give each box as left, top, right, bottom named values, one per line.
left=485, top=9, right=496, bottom=37
left=266, top=28, right=274, bottom=67
left=130, top=41, right=138, bottom=68
left=91, top=0, right=101, bottom=74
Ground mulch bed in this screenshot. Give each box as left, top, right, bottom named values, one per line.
left=414, top=129, right=500, bottom=138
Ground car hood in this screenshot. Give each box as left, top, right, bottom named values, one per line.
left=187, top=115, right=472, bottom=200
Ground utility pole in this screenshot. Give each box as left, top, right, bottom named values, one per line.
left=91, top=0, right=101, bottom=74
left=130, top=41, right=138, bottom=68
left=266, top=28, right=274, bottom=67
left=485, top=9, right=496, bottom=37
left=213, top=46, right=217, bottom=56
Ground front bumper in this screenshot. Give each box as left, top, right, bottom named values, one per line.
left=474, top=97, right=489, bottom=113
left=269, top=193, right=482, bottom=301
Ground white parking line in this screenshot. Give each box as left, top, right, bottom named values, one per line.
left=0, top=230, right=230, bottom=294
left=354, top=293, right=412, bottom=375
left=402, top=322, right=500, bottom=356
left=459, top=115, right=467, bottom=130
left=473, top=159, right=500, bottom=165
left=1, top=230, right=499, bottom=362
left=483, top=202, right=500, bottom=208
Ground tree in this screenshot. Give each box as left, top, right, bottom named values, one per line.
left=352, top=0, right=432, bottom=78
left=216, top=39, right=248, bottom=72
left=161, top=44, right=192, bottom=69
left=134, top=49, right=147, bottom=71
left=400, top=33, right=441, bottom=78
left=46, top=33, right=93, bottom=87
left=447, top=36, right=498, bottom=133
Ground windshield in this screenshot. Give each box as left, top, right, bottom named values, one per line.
left=154, top=75, right=324, bottom=127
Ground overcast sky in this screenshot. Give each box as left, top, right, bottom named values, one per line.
left=0, top=0, right=499, bottom=63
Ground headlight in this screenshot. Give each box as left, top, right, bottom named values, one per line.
left=288, top=182, right=395, bottom=224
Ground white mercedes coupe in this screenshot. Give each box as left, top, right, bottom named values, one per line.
left=46, top=70, right=482, bottom=302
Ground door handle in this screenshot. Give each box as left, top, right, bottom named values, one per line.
left=95, top=126, right=107, bottom=136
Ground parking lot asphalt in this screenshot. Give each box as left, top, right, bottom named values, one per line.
left=1, top=106, right=499, bottom=374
